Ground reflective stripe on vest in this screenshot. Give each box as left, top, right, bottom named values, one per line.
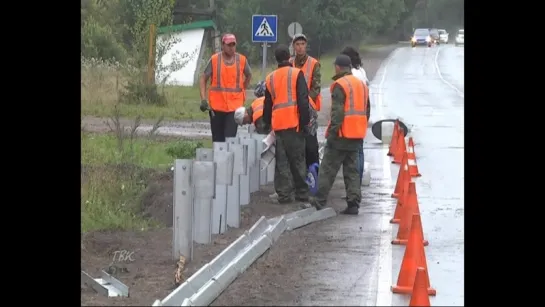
left=210, top=53, right=243, bottom=93
left=291, top=56, right=315, bottom=85
left=338, top=77, right=367, bottom=116
left=269, top=68, right=296, bottom=111
left=267, top=67, right=300, bottom=131
left=251, top=97, right=264, bottom=122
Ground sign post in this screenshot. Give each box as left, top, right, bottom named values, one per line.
left=252, top=15, right=278, bottom=81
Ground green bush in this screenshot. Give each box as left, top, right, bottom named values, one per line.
left=165, top=140, right=205, bottom=159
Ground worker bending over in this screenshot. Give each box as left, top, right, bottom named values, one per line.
left=310, top=54, right=369, bottom=215
left=199, top=33, right=252, bottom=142
left=233, top=82, right=270, bottom=134
left=263, top=45, right=311, bottom=204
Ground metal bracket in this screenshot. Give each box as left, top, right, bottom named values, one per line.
left=81, top=270, right=129, bottom=297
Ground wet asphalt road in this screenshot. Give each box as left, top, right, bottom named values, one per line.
left=382, top=45, right=464, bottom=306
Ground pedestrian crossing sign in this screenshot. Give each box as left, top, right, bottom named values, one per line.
left=252, top=15, right=278, bottom=43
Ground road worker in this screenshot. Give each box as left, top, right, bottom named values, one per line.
left=262, top=44, right=311, bottom=204
left=233, top=81, right=270, bottom=134
left=310, top=54, right=369, bottom=215
left=199, top=33, right=252, bottom=142
left=341, top=46, right=371, bottom=185
left=290, top=33, right=321, bottom=173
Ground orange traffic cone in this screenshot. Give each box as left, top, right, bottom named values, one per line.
left=392, top=130, right=406, bottom=164
left=387, top=121, right=400, bottom=156
left=392, top=152, right=410, bottom=199
left=391, top=154, right=409, bottom=223
left=392, top=182, right=428, bottom=246
left=391, top=213, right=436, bottom=295
left=409, top=267, right=432, bottom=306
left=407, top=137, right=421, bottom=177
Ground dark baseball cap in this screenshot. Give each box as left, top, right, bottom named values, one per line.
left=292, top=33, right=307, bottom=44
left=334, top=54, right=352, bottom=68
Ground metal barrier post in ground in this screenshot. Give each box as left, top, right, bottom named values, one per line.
left=172, top=159, right=193, bottom=260
left=192, top=157, right=215, bottom=244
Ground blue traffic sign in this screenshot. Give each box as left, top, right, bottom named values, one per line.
left=252, top=15, right=278, bottom=43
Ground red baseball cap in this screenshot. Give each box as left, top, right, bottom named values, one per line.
left=222, top=33, right=237, bottom=44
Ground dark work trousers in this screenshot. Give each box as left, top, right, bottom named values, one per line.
left=305, top=133, right=320, bottom=169
left=209, top=110, right=238, bottom=142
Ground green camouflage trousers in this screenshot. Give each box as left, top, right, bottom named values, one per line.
left=274, top=130, right=309, bottom=202
left=315, top=146, right=361, bottom=208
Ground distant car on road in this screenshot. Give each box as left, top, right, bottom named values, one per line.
left=455, top=29, right=464, bottom=46
left=411, top=28, right=432, bottom=47
left=438, top=29, right=449, bottom=44
left=429, top=28, right=440, bottom=45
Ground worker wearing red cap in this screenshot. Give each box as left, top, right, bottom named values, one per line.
left=199, top=33, right=252, bottom=142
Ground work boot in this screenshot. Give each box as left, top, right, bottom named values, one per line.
left=309, top=199, right=325, bottom=210
left=269, top=192, right=278, bottom=199
left=274, top=196, right=294, bottom=204
left=340, top=206, right=359, bottom=215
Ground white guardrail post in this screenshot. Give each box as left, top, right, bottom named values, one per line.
left=246, top=134, right=260, bottom=193
left=212, top=142, right=234, bottom=234
left=251, top=134, right=266, bottom=187
left=239, top=136, right=255, bottom=206
left=226, top=137, right=247, bottom=228
left=193, top=151, right=215, bottom=244
left=172, top=159, right=194, bottom=261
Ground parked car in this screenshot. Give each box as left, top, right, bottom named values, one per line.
left=438, top=29, right=449, bottom=43
left=411, top=28, right=432, bottom=47
left=429, top=28, right=440, bottom=45
left=455, top=29, right=464, bottom=46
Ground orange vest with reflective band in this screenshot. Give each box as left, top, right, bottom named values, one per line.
left=291, top=56, right=322, bottom=111
left=326, top=75, right=368, bottom=139
left=209, top=52, right=247, bottom=112
left=265, top=67, right=300, bottom=131
left=251, top=97, right=264, bottom=123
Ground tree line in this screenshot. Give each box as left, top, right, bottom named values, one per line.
left=81, top=0, right=464, bottom=66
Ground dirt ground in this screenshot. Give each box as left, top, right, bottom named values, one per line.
left=80, top=44, right=399, bottom=306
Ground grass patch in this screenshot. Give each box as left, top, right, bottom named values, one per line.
left=81, top=121, right=212, bottom=233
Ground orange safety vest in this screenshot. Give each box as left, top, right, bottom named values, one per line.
left=265, top=67, right=301, bottom=131
left=326, top=75, right=368, bottom=139
left=291, top=56, right=322, bottom=111
left=251, top=97, right=265, bottom=123
left=208, top=52, right=247, bottom=112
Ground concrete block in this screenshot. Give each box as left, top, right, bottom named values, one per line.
left=189, top=279, right=223, bottom=307
left=265, top=216, right=287, bottom=243
left=284, top=207, right=316, bottom=221
left=247, top=216, right=269, bottom=242
left=287, top=207, right=337, bottom=230
left=232, top=234, right=273, bottom=273
left=210, top=261, right=239, bottom=295
left=185, top=263, right=214, bottom=293
left=207, top=234, right=250, bottom=273
left=160, top=280, right=195, bottom=306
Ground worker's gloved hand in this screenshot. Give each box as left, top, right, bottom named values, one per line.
left=200, top=100, right=209, bottom=112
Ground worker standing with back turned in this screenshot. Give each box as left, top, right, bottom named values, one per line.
left=310, top=54, right=369, bottom=215
left=199, top=33, right=252, bottom=142
left=263, top=45, right=311, bottom=204
left=290, top=33, right=321, bottom=172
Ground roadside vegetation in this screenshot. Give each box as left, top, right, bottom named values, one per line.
left=81, top=112, right=212, bottom=232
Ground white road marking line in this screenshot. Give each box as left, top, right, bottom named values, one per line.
left=434, top=46, right=464, bottom=98
left=369, top=48, right=400, bottom=307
